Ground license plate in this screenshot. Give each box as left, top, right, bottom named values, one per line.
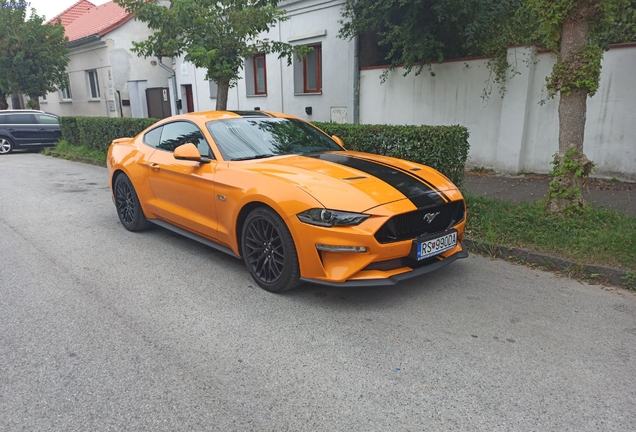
left=414, top=231, right=457, bottom=260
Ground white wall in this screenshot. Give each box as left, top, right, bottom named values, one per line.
left=359, top=45, right=636, bottom=181
left=42, top=19, right=174, bottom=118
left=42, top=40, right=112, bottom=117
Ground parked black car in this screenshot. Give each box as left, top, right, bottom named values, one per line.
left=0, top=110, right=62, bottom=154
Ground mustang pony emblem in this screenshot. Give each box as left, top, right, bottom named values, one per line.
left=423, top=212, right=440, bottom=224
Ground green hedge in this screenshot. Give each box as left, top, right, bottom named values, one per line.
left=59, top=117, right=158, bottom=151
left=313, top=122, right=470, bottom=187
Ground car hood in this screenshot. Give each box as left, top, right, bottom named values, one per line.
left=238, top=151, right=458, bottom=212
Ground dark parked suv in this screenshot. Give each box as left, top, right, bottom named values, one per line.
left=0, top=110, right=62, bottom=154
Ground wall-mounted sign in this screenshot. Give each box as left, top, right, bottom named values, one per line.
left=162, top=89, right=168, bottom=101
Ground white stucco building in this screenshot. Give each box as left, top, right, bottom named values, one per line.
left=171, top=0, right=357, bottom=124
left=41, top=0, right=175, bottom=119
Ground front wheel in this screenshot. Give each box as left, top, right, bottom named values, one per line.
left=0, top=137, right=13, bottom=154
left=114, top=174, right=150, bottom=232
left=241, top=207, right=301, bottom=293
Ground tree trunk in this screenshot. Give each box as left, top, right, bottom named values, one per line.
left=557, top=4, right=590, bottom=155
left=0, top=92, right=8, bottom=110
left=546, top=2, right=595, bottom=214
left=215, top=77, right=231, bottom=110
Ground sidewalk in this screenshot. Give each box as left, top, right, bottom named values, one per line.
left=463, top=172, right=636, bottom=217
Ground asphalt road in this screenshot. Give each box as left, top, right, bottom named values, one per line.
left=1, top=153, right=635, bottom=432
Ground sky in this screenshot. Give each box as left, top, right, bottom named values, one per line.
left=26, top=0, right=111, bottom=21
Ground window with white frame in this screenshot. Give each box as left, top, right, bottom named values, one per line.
left=87, top=70, right=100, bottom=99
left=60, top=73, right=72, bottom=101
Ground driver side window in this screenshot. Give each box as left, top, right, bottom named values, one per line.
left=158, top=121, right=213, bottom=158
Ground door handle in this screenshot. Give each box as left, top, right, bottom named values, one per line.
left=149, top=162, right=160, bottom=171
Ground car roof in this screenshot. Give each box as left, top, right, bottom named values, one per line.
left=0, top=109, right=45, bottom=114
left=162, top=110, right=300, bottom=124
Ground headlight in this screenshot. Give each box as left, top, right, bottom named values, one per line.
left=297, top=208, right=370, bottom=227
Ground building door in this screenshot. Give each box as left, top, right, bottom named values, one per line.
left=184, top=84, right=194, bottom=113
left=146, top=87, right=172, bottom=119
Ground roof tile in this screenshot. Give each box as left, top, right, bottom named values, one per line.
left=63, top=1, right=135, bottom=43
left=47, top=0, right=96, bottom=27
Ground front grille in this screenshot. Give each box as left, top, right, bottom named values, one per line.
left=364, top=256, right=440, bottom=271
left=374, top=200, right=464, bottom=244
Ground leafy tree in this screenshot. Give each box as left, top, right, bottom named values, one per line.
left=116, top=0, right=306, bottom=110
left=0, top=1, right=69, bottom=110
left=0, top=1, right=26, bottom=109
left=339, top=0, right=528, bottom=84
left=525, top=0, right=633, bottom=213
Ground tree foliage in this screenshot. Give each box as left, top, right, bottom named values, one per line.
left=116, top=0, right=305, bottom=110
left=339, top=0, right=529, bottom=82
left=0, top=1, right=69, bottom=110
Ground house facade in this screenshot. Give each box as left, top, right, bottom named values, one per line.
left=41, top=0, right=175, bottom=119
left=172, top=0, right=356, bottom=124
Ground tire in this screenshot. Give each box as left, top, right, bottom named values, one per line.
left=114, top=174, right=151, bottom=232
left=241, top=207, right=301, bottom=293
left=0, top=137, right=13, bottom=154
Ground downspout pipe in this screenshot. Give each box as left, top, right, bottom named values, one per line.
left=157, top=55, right=179, bottom=116
left=353, top=34, right=360, bottom=124
left=116, top=90, right=124, bottom=117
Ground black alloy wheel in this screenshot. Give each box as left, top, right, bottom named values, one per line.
left=242, top=207, right=301, bottom=292
left=114, top=174, right=150, bottom=232
left=0, top=137, right=13, bottom=154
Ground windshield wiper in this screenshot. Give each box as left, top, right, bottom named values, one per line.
left=230, top=154, right=276, bottom=161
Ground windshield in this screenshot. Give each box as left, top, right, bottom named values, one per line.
left=206, top=118, right=342, bottom=161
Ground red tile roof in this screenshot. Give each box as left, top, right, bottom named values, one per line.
left=62, top=1, right=135, bottom=43
left=47, top=0, right=96, bottom=27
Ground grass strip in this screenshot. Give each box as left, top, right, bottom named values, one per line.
left=464, top=194, right=636, bottom=272
left=42, top=140, right=107, bottom=167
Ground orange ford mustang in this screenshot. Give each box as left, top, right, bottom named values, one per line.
left=107, top=110, right=467, bottom=292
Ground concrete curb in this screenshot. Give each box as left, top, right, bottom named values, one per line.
left=464, top=238, right=634, bottom=290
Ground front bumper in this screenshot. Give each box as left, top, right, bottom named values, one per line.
left=300, top=242, right=468, bottom=287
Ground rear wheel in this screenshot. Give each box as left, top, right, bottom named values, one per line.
left=114, top=174, right=150, bottom=232
left=0, top=137, right=13, bottom=154
left=241, top=207, right=301, bottom=292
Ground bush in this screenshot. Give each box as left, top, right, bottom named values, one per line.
left=313, top=122, right=470, bottom=187
left=59, top=117, right=158, bottom=151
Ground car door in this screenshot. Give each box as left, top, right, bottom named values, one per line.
left=146, top=120, right=218, bottom=240
left=4, top=113, right=38, bottom=147
left=34, top=113, right=62, bottom=145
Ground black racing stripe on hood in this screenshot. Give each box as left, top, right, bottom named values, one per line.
left=307, top=153, right=445, bottom=208
left=350, top=154, right=450, bottom=202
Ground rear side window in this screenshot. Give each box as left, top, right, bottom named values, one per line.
left=5, top=114, right=34, bottom=124
left=143, top=126, right=163, bottom=148
left=35, top=114, right=59, bottom=125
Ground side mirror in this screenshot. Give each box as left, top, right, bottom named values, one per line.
left=174, top=143, right=211, bottom=164
left=332, top=135, right=345, bottom=149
